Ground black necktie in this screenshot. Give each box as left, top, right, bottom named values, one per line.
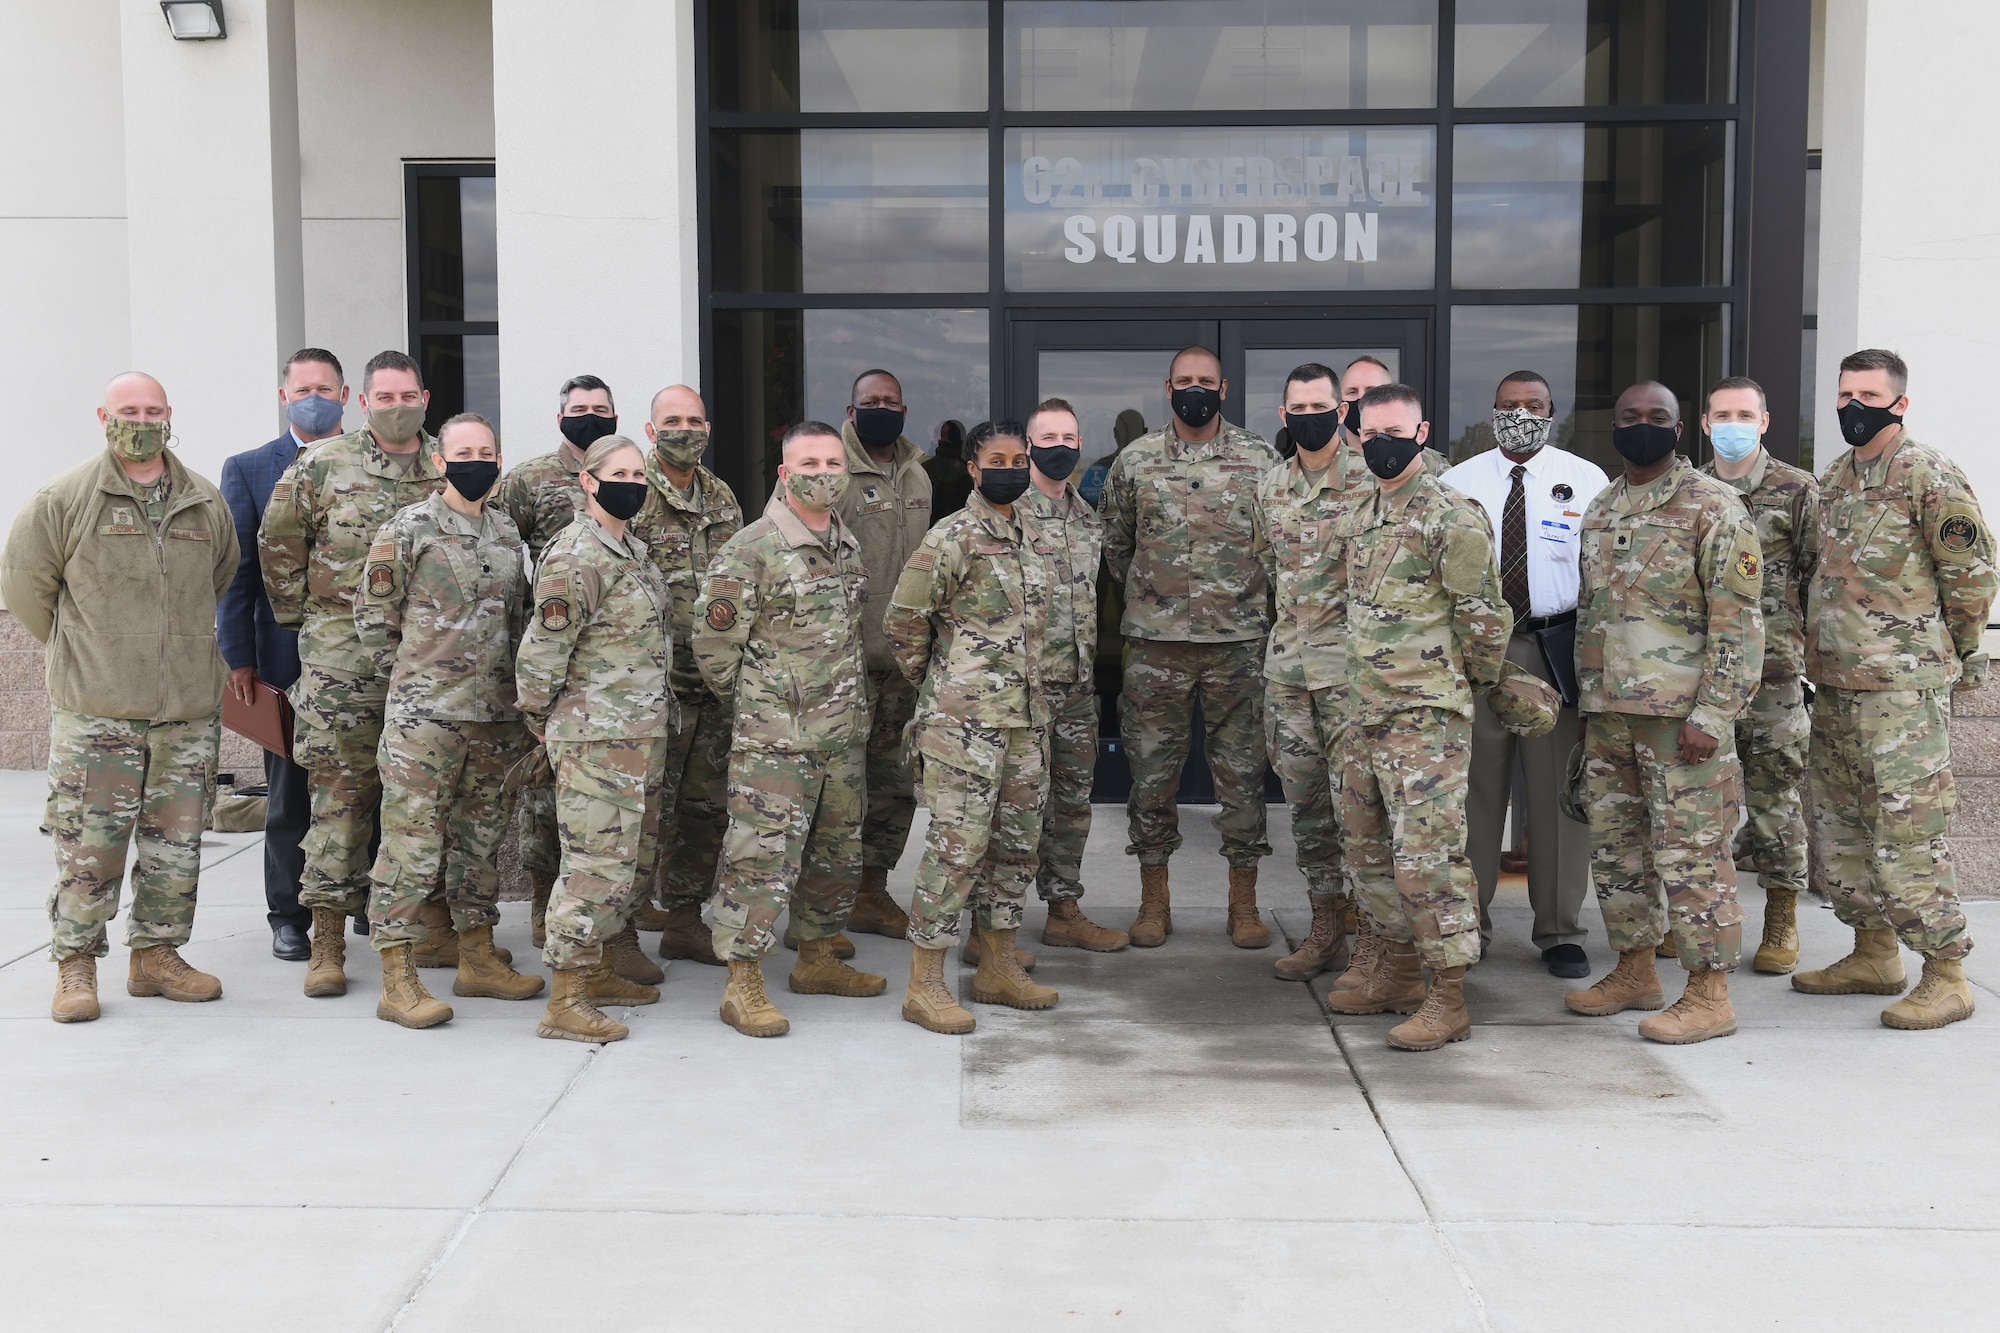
left=1501, top=464, right=1530, bottom=624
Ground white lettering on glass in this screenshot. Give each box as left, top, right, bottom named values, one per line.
left=1344, top=213, right=1378, bottom=262
left=1184, top=214, right=1217, bottom=264
left=1102, top=214, right=1138, bottom=263
left=1264, top=213, right=1298, bottom=262
left=1143, top=214, right=1177, bottom=262
left=1063, top=215, right=1096, bottom=263
left=1222, top=215, right=1257, bottom=263
left=1304, top=213, right=1338, bottom=261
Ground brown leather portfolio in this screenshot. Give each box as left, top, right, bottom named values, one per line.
left=222, top=679, right=294, bottom=760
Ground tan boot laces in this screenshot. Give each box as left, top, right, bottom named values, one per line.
left=147, top=944, right=198, bottom=983
left=58, top=955, right=94, bottom=993
left=738, top=962, right=774, bottom=1010
left=1904, top=962, right=1947, bottom=1006
left=1759, top=892, right=1795, bottom=949
left=917, top=951, right=958, bottom=1008
left=1300, top=898, right=1343, bottom=955
left=1407, top=981, right=1449, bottom=1030
left=1347, top=917, right=1382, bottom=974
left=309, top=921, right=343, bottom=970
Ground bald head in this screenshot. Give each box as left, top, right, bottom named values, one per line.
left=649, top=384, right=708, bottom=429
left=1613, top=380, right=1680, bottom=427
left=103, top=372, right=169, bottom=420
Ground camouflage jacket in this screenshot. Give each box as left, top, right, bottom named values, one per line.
left=1257, top=444, right=1375, bottom=691
left=514, top=516, right=675, bottom=742
left=1577, top=457, right=1765, bottom=738
left=1338, top=471, right=1512, bottom=726
left=1104, top=421, right=1278, bottom=643
left=1702, top=450, right=1820, bottom=681
left=1021, top=479, right=1102, bottom=684
left=495, top=441, right=586, bottom=562
left=1807, top=433, right=1996, bottom=692
left=356, top=493, right=527, bottom=723
left=260, top=428, right=444, bottom=678
left=887, top=491, right=1049, bottom=731
left=832, top=423, right=931, bottom=674
left=627, top=454, right=742, bottom=700
left=693, top=497, right=870, bottom=754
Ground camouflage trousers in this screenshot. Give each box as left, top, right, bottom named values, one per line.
left=1036, top=677, right=1098, bottom=902
left=1811, top=686, right=1969, bottom=960
left=864, top=668, right=919, bottom=871
left=709, top=743, right=864, bottom=962
left=1343, top=708, right=1479, bottom=970
left=46, top=708, right=218, bottom=962
left=367, top=718, right=527, bottom=949
left=291, top=663, right=387, bottom=915
left=647, top=691, right=731, bottom=909
left=1121, top=638, right=1272, bottom=868
left=1584, top=712, right=1743, bottom=972
left=519, top=779, right=559, bottom=879
left=1734, top=677, right=1809, bottom=897
left=1265, top=680, right=1346, bottom=899
left=542, top=736, right=669, bottom=971
left=909, top=723, right=1050, bottom=948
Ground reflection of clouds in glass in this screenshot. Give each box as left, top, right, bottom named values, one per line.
left=1451, top=124, right=1582, bottom=289
left=1448, top=306, right=1576, bottom=457
left=798, top=0, right=988, bottom=112
left=804, top=309, right=990, bottom=438
left=802, top=130, right=988, bottom=292
left=459, top=177, right=498, bottom=321
left=1454, top=2, right=1590, bottom=107
left=463, top=334, right=502, bottom=433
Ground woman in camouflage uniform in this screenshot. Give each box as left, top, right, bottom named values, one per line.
left=515, top=436, right=676, bottom=1043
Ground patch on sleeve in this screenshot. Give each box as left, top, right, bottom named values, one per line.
left=1440, top=525, right=1491, bottom=597
left=892, top=556, right=937, bottom=608
left=1722, top=534, right=1763, bottom=598
left=365, top=562, right=398, bottom=599
left=709, top=576, right=743, bottom=601
left=538, top=596, right=572, bottom=632
left=704, top=598, right=738, bottom=631
left=270, top=478, right=292, bottom=504
left=908, top=549, right=936, bottom=570
left=1938, top=506, right=1985, bottom=562
left=534, top=568, right=572, bottom=601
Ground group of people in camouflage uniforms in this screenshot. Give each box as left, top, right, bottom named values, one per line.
left=9, top=341, right=1991, bottom=1049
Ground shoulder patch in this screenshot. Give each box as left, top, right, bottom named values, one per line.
left=366, top=562, right=398, bottom=599
left=908, top=549, right=936, bottom=570
left=538, top=595, right=572, bottom=632
left=535, top=567, right=572, bottom=600
left=704, top=598, right=738, bottom=631
left=1722, top=533, right=1763, bottom=599
left=269, top=478, right=292, bottom=504
left=709, top=576, right=743, bottom=601
left=1441, top=524, right=1492, bottom=598
left=1938, top=506, right=1984, bottom=561
left=367, top=539, right=396, bottom=562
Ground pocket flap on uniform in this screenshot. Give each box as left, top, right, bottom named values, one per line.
left=1392, top=738, right=1469, bottom=806
left=1868, top=692, right=1951, bottom=793
left=916, top=722, right=1005, bottom=781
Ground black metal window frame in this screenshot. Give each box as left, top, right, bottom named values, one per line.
left=695, top=0, right=1811, bottom=462
left=403, top=159, right=499, bottom=391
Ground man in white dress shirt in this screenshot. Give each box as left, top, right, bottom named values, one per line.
left=1441, top=372, right=1608, bottom=977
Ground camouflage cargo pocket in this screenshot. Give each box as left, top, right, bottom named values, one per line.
left=1866, top=690, right=1953, bottom=843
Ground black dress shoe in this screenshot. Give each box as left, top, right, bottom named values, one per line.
left=1542, top=943, right=1590, bottom=979
left=352, top=915, right=370, bottom=936
left=271, top=920, right=312, bottom=961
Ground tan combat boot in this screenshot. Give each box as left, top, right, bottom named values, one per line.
left=902, top=944, right=975, bottom=1034
left=538, top=967, right=628, bottom=1043
left=1638, top=967, right=1737, bottom=1044
left=51, top=953, right=99, bottom=1023
left=1792, top=927, right=1907, bottom=995
left=657, top=900, right=726, bottom=966
left=1753, top=887, right=1801, bottom=974
left=413, top=896, right=458, bottom=968
left=963, top=926, right=1038, bottom=973
left=1274, top=892, right=1347, bottom=981
left=789, top=936, right=888, bottom=997
left=1227, top=865, right=1271, bottom=948
left=1042, top=897, right=1129, bottom=952
left=1387, top=965, right=1472, bottom=1051
left=304, top=905, right=349, bottom=998
left=377, top=943, right=452, bottom=1028
left=1881, top=958, right=1976, bottom=1030
left=588, top=959, right=660, bottom=1006
left=1655, top=937, right=1679, bottom=959
left=782, top=922, right=856, bottom=958
left=605, top=924, right=665, bottom=986
left=1330, top=912, right=1381, bottom=994
left=1564, top=947, right=1666, bottom=1016
left=127, top=943, right=222, bottom=1002
left=454, top=925, right=545, bottom=1000
left=970, top=926, right=1060, bottom=1010
left=530, top=868, right=555, bottom=948
left=720, top=959, right=790, bottom=1036
left=1129, top=864, right=1172, bottom=948
left=846, top=867, right=910, bottom=938
left=1327, top=939, right=1428, bottom=1015
left=631, top=900, right=672, bottom=932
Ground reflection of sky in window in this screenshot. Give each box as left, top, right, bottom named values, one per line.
left=1451, top=124, right=1583, bottom=289
left=1244, top=347, right=1401, bottom=445
left=1453, top=1, right=1591, bottom=107
left=459, top=177, right=498, bottom=321
left=798, top=0, right=987, bottom=112
left=801, top=130, right=988, bottom=292
left=804, top=309, right=989, bottom=448
left=463, top=334, right=502, bottom=432
left=1036, top=351, right=1170, bottom=466
left=1448, top=306, right=1577, bottom=455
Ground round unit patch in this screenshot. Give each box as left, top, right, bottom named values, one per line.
left=1941, top=514, right=1980, bottom=553
left=705, top=598, right=738, bottom=631
left=538, top=597, right=571, bottom=631
left=1551, top=483, right=1574, bottom=503
left=366, top=563, right=396, bottom=598
left=1735, top=550, right=1760, bottom=582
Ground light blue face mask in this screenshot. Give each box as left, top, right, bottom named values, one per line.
left=286, top=393, right=345, bottom=436
left=1708, top=420, right=1760, bottom=463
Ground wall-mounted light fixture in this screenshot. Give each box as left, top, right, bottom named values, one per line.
left=160, top=1, right=226, bottom=40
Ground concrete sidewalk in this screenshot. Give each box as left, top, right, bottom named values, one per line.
left=2, top=766, right=1997, bottom=1330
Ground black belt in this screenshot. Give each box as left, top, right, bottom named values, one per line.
left=1513, top=608, right=1577, bottom=636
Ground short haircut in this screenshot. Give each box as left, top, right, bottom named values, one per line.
left=649, top=383, right=704, bottom=419
left=850, top=369, right=901, bottom=403
left=1285, top=362, right=1339, bottom=395
left=437, top=411, right=496, bottom=446
left=1357, top=383, right=1424, bottom=418
left=1027, top=396, right=1079, bottom=433
left=560, top=374, right=614, bottom=411
left=1345, top=354, right=1392, bottom=376
left=1839, top=348, right=1909, bottom=394
left=283, top=347, right=343, bottom=384
left=968, top=419, right=1028, bottom=458
left=581, top=434, right=643, bottom=474
left=1496, top=369, right=1551, bottom=398
left=782, top=419, right=845, bottom=457
left=1705, top=375, right=1767, bottom=411
left=363, top=349, right=423, bottom=394
left=1169, top=344, right=1222, bottom=378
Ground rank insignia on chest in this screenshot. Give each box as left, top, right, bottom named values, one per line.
left=705, top=598, right=737, bottom=631
left=366, top=563, right=396, bottom=598
left=1735, top=550, right=1759, bottom=581
left=111, top=506, right=135, bottom=528
left=539, top=597, right=571, bottom=631
left=1941, top=514, right=1980, bottom=553
left=1551, top=483, right=1573, bottom=503
left=861, top=485, right=881, bottom=503
left=1613, top=532, right=1631, bottom=550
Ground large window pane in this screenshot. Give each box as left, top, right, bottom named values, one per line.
left=711, top=0, right=988, bottom=112
left=1006, top=126, right=1435, bottom=293
left=1243, top=346, right=1402, bottom=452
left=1452, top=122, right=1731, bottom=289
left=417, top=333, right=501, bottom=437
left=1007, top=0, right=1436, bottom=111
left=1455, top=0, right=1735, bottom=107
left=713, top=129, right=989, bottom=293
left=415, top=176, right=497, bottom=322
left=1448, top=303, right=1726, bottom=474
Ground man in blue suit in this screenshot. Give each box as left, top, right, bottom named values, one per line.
left=218, top=348, right=350, bottom=960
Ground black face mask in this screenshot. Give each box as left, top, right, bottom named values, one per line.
left=1611, top=422, right=1680, bottom=468
left=1286, top=409, right=1340, bottom=454
left=589, top=476, right=648, bottom=521
left=975, top=467, right=1031, bottom=506
left=443, top=459, right=500, bottom=502
left=1029, top=444, right=1079, bottom=481
left=1838, top=398, right=1904, bottom=448
left=1362, top=433, right=1425, bottom=480
left=1342, top=400, right=1364, bottom=437
left=560, top=414, right=618, bottom=450
left=852, top=407, right=906, bottom=448
left=1170, top=385, right=1221, bottom=430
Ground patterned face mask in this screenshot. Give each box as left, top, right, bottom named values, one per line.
left=785, top=469, right=850, bottom=510
left=1491, top=406, right=1554, bottom=456
left=653, top=428, right=708, bottom=471
left=105, top=416, right=170, bottom=462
